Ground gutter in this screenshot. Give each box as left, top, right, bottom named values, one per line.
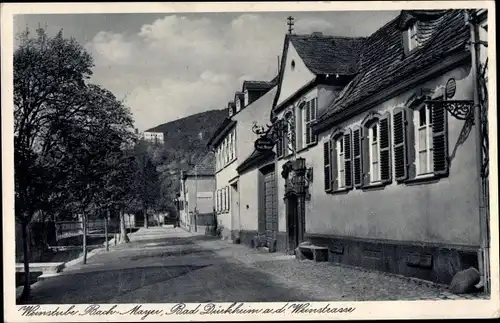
left=312, top=50, right=471, bottom=134
left=466, top=9, right=490, bottom=293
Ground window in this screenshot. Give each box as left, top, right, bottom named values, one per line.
left=368, top=123, right=380, bottom=183
left=276, top=119, right=286, bottom=158
left=284, top=111, right=295, bottom=156
left=244, top=91, right=249, bottom=106
left=393, top=98, right=448, bottom=182
left=336, top=137, right=345, bottom=188
left=408, top=23, right=418, bottom=51
left=323, top=129, right=353, bottom=192
left=303, top=98, right=318, bottom=147
left=354, top=112, right=391, bottom=188
left=416, top=104, right=433, bottom=175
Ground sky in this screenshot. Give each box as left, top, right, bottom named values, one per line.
left=14, top=11, right=400, bottom=131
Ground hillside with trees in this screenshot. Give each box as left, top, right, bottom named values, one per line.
left=144, top=109, right=227, bottom=214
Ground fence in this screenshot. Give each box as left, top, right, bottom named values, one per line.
left=55, top=219, right=120, bottom=240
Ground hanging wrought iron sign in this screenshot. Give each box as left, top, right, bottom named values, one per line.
left=445, top=78, right=457, bottom=99
left=254, top=136, right=274, bottom=152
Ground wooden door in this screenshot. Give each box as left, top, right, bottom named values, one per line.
left=263, top=170, right=278, bottom=246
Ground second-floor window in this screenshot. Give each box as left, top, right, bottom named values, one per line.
left=216, top=129, right=236, bottom=171
left=407, top=23, right=419, bottom=52
left=300, top=98, right=318, bottom=149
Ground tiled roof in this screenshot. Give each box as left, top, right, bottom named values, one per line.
left=186, top=152, right=215, bottom=176
left=243, top=80, right=275, bottom=91
left=317, top=10, right=470, bottom=123
left=290, top=34, right=366, bottom=75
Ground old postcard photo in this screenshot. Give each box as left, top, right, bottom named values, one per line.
left=2, top=1, right=499, bottom=321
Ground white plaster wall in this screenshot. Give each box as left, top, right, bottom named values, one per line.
left=276, top=43, right=316, bottom=108
left=305, top=65, right=481, bottom=246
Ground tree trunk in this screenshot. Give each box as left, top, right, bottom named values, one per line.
left=143, top=208, right=148, bottom=228
left=119, top=209, right=129, bottom=243
left=20, top=220, right=31, bottom=301
left=104, top=210, right=109, bottom=252
left=82, top=213, right=88, bottom=265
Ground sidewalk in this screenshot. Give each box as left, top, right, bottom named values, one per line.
left=194, top=235, right=489, bottom=301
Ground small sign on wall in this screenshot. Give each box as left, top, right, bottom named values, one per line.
left=197, top=192, right=213, bottom=199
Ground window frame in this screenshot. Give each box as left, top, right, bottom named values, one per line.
left=325, top=128, right=353, bottom=193
left=415, top=103, right=434, bottom=177
left=359, top=111, right=392, bottom=189
left=393, top=93, right=449, bottom=185
left=303, top=97, right=318, bottom=148
left=408, top=22, right=419, bottom=52
left=368, top=122, right=381, bottom=184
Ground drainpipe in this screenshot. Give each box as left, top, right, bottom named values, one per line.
left=466, top=9, right=489, bottom=293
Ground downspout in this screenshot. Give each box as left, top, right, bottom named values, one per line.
left=466, top=9, right=490, bottom=293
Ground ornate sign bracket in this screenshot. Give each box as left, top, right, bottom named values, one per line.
left=424, top=100, right=475, bottom=121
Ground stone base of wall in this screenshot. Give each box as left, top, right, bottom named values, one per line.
left=305, top=233, right=479, bottom=285
left=236, top=230, right=289, bottom=253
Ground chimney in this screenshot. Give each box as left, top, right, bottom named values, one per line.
left=311, top=32, right=323, bottom=37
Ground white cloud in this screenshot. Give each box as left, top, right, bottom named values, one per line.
left=84, top=12, right=396, bottom=131
left=85, top=31, right=134, bottom=64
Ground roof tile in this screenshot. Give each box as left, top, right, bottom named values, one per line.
left=318, top=10, right=470, bottom=122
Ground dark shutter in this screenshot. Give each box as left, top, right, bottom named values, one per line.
left=353, top=126, right=362, bottom=188
left=344, top=129, right=353, bottom=189
left=432, top=101, right=449, bottom=176
left=323, top=141, right=332, bottom=192
left=393, top=107, right=408, bottom=181
left=310, top=99, right=318, bottom=144
left=361, top=126, right=370, bottom=185
left=277, top=119, right=283, bottom=158
left=380, top=112, right=392, bottom=184
left=305, top=101, right=311, bottom=145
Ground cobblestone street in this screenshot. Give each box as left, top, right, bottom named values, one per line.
left=19, top=227, right=487, bottom=304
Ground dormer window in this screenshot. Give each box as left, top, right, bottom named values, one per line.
left=236, top=99, right=241, bottom=112
left=244, top=90, right=249, bottom=106
left=407, top=22, right=419, bottom=52
left=229, top=108, right=233, bottom=117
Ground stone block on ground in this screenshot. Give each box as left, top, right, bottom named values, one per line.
left=295, top=247, right=307, bottom=260
left=449, top=267, right=480, bottom=294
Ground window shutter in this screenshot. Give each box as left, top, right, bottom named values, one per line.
left=432, top=101, right=449, bottom=176
left=393, top=107, right=409, bottom=181
left=380, top=112, right=392, bottom=184
left=310, top=99, right=318, bottom=144
left=344, top=129, right=353, bottom=189
left=227, top=187, right=230, bottom=211
left=277, top=119, right=284, bottom=158
left=323, top=141, right=332, bottom=192
left=353, top=126, right=363, bottom=188
left=305, top=102, right=311, bottom=145
left=331, top=138, right=338, bottom=191
left=361, top=126, right=370, bottom=185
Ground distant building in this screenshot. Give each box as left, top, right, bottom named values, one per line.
left=143, top=131, right=165, bottom=145
left=178, top=153, right=216, bottom=233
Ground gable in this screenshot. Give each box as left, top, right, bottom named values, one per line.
left=275, top=42, right=316, bottom=109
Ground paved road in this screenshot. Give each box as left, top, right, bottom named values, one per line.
left=20, top=227, right=321, bottom=304
left=20, top=227, right=486, bottom=304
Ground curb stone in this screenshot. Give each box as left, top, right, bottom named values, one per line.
left=63, top=247, right=105, bottom=270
